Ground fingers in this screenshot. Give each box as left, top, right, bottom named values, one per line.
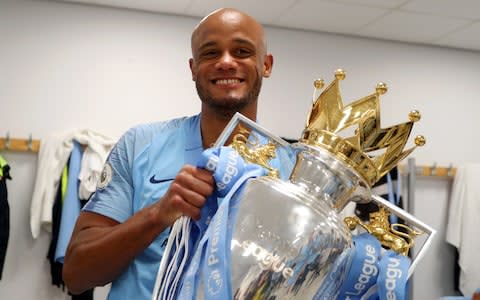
left=167, top=193, right=202, bottom=221
left=174, top=165, right=214, bottom=200
left=169, top=181, right=208, bottom=209
left=160, top=165, right=215, bottom=222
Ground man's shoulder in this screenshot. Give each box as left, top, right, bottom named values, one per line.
left=116, top=114, right=200, bottom=158
left=127, top=114, right=199, bottom=142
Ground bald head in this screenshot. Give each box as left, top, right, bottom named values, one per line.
left=191, top=8, right=267, bottom=58
left=188, top=8, right=273, bottom=122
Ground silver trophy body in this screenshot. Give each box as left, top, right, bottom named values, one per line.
left=197, top=144, right=370, bottom=299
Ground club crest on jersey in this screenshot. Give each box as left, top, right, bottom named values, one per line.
left=97, top=162, right=112, bottom=189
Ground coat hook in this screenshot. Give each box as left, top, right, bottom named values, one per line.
left=28, top=134, right=33, bottom=151
left=430, top=162, right=437, bottom=176
left=5, top=132, right=10, bottom=150
left=447, top=163, right=453, bottom=177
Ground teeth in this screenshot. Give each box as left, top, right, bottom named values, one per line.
left=216, top=79, right=240, bottom=85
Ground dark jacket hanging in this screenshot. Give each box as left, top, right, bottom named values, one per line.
left=0, top=163, right=12, bottom=279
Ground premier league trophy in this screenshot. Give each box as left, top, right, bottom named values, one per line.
left=153, top=69, right=436, bottom=300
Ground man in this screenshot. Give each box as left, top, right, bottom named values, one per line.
left=63, top=8, right=273, bottom=300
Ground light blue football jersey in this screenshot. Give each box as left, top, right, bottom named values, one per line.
left=83, top=113, right=295, bottom=300
left=83, top=114, right=204, bottom=300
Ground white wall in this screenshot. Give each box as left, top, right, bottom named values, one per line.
left=1, top=0, right=478, bottom=299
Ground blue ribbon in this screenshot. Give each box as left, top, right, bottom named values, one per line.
left=176, top=147, right=265, bottom=300
left=386, top=172, right=402, bottom=224
left=337, top=233, right=382, bottom=300
left=376, top=250, right=410, bottom=300
left=334, top=233, right=410, bottom=300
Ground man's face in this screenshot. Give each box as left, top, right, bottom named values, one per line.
left=189, top=11, right=273, bottom=115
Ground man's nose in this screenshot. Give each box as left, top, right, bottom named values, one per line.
left=215, top=51, right=237, bottom=70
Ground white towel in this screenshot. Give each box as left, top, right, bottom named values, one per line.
left=74, top=130, right=116, bottom=200
left=446, top=164, right=480, bottom=296
left=30, top=133, right=72, bottom=238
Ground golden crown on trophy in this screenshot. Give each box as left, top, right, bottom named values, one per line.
left=301, top=69, right=426, bottom=187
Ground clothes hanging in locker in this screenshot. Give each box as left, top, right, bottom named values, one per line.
left=56, top=141, right=84, bottom=263
left=0, top=155, right=12, bottom=279
left=47, top=148, right=94, bottom=299
left=355, top=167, right=404, bottom=223
left=47, top=164, right=68, bottom=288
left=30, top=130, right=115, bottom=239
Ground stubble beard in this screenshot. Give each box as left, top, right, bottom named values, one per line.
left=196, top=73, right=262, bottom=120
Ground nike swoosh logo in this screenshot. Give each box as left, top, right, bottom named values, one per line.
left=149, top=175, right=174, bottom=184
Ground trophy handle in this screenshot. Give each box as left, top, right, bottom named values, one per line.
left=370, top=194, right=436, bottom=279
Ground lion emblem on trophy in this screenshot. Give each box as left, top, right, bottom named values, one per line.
left=344, top=207, right=423, bottom=256
left=230, top=127, right=279, bottom=178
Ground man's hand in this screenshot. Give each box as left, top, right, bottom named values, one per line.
left=156, top=165, right=214, bottom=225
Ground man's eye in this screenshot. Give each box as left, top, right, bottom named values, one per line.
left=235, top=48, right=252, bottom=57
left=202, top=50, right=217, bottom=58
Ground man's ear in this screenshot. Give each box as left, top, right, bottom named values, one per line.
left=189, top=58, right=197, bottom=81
left=262, top=54, right=273, bottom=78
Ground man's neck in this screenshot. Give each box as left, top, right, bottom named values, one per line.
left=200, top=107, right=257, bottom=149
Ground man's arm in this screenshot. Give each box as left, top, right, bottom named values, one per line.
left=63, top=165, right=214, bottom=294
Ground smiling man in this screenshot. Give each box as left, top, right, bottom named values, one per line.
left=63, top=8, right=274, bottom=300
left=190, top=8, right=273, bottom=147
